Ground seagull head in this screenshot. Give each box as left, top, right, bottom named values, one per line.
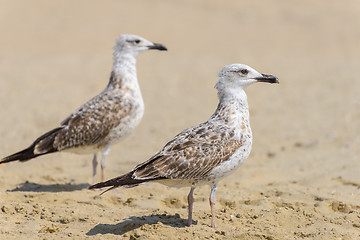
left=216, top=64, right=279, bottom=91
left=114, top=34, right=167, bottom=56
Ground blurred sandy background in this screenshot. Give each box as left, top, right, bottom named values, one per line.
left=0, top=0, right=359, bottom=239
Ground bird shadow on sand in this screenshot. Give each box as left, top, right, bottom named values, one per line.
left=7, top=181, right=90, bottom=192
left=86, top=214, right=197, bottom=236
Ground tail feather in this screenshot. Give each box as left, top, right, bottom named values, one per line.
left=89, top=172, right=144, bottom=189
left=1, top=147, right=39, bottom=163
left=89, top=172, right=165, bottom=193
left=1, top=127, right=62, bottom=164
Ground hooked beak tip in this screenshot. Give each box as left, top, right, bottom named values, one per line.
left=148, top=43, right=167, bottom=51
left=255, top=74, right=279, bottom=84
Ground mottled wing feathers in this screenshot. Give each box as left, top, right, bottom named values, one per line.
left=1, top=83, right=136, bottom=163
left=54, top=92, right=133, bottom=151
left=132, top=122, right=243, bottom=181
left=89, top=122, right=244, bottom=190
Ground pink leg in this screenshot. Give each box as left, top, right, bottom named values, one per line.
left=100, top=147, right=110, bottom=182
left=187, top=187, right=195, bottom=226
left=92, top=154, right=98, bottom=185
left=209, top=183, right=218, bottom=228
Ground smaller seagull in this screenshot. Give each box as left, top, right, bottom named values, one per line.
left=89, top=64, right=279, bottom=228
left=1, top=34, right=167, bottom=184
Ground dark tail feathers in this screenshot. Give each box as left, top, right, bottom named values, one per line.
left=1, top=147, right=39, bottom=163
left=89, top=172, right=164, bottom=195
left=89, top=172, right=144, bottom=190
left=1, top=127, right=62, bottom=164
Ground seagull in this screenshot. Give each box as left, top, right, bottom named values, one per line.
left=1, top=34, right=167, bottom=184
left=89, top=63, right=279, bottom=228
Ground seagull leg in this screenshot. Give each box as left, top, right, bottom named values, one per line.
left=101, top=147, right=111, bottom=182
left=92, top=153, right=98, bottom=185
left=187, top=186, right=195, bottom=227
left=209, top=183, right=218, bottom=228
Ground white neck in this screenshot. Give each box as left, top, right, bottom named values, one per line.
left=105, top=52, right=139, bottom=91
left=104, top=51, right=144, bottom=114
left=211, top=87, right=249, bottom=127
left=112, top=52, right=137, bottom=79
left=218, top=86, right=247, bottom=102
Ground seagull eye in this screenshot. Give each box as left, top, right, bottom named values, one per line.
left=126, top=39, right=141, bottom=44
left=240, top=69, right=248, bottom=75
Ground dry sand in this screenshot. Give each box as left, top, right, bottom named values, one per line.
left=1, top=0, right=360, bottom=239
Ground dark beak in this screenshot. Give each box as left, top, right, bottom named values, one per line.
left=254, top=74, right=279, bottom=84
left=148, top=43, right=167, bottom=51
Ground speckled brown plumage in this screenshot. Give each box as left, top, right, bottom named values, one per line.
left=89, top=63, right=279, bottom=228
left=1, top=34, right=167, bottom=184
left=133, top=122, right=244, bottom=181
left=48, top=73, right=139, bottom=152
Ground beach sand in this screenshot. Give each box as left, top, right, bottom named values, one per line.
left=0, top=0, right=359, bottom=239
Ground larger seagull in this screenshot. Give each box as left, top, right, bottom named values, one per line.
left=89, top=64, right=279, bottom=228
left=1, top=34, right=167, bottom=184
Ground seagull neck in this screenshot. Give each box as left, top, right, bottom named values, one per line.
left=107, top=53, right=138, bottom=89
left=212, top=88, right=249, bottom=125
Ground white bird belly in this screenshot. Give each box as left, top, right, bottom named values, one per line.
left=207, top=140, right=252, bottom=181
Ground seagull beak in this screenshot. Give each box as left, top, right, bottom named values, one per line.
left=148, top=43, right=167, bottom=51
left=254, top=74, right=279, bottom=84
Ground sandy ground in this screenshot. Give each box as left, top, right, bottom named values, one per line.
left=0, top=0, right=360, bottom=239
